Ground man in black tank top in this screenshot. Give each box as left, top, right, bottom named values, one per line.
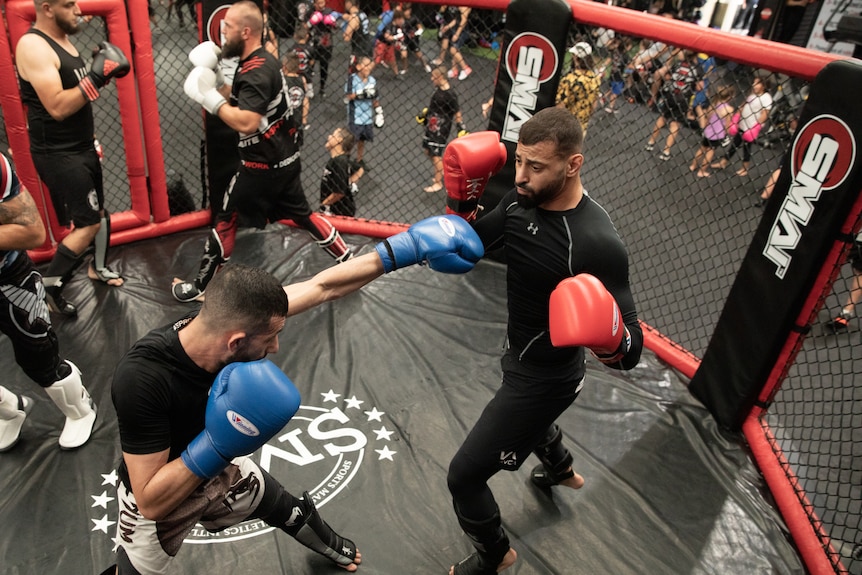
left=15, top=0, right=130, bottom=318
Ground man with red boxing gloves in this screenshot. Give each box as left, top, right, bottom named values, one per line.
left=16, top=0, right=131, bottom=317
left=441, top=108, right=643, bottom=575
left=108, top=215, right=483, bottom=574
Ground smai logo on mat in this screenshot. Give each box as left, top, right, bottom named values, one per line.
left=89, top=390, right=398, bottom=545
left=763, top=114, right=857, bottom=279
left=501, top=32, right=559, bottom=144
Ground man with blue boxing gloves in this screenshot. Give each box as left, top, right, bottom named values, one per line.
left=108, top=215, right=482, bottom=574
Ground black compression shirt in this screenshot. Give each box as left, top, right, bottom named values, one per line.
left=473, top=189, right=642, bottom=370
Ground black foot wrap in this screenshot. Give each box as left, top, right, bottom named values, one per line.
left=531, top=424, right=573, bottom=489
left=452, top=552, right=498, bottom=575
left=530, top=463, right=575, bottom=489
left=291, top=491, right=358, bottom=567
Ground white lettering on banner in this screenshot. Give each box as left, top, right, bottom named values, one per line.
left=763, top=114, right=856, bottom=279
left=501, top=33, right=559, bottom=143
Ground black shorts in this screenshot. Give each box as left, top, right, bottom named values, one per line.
left=348, top=122, right=374, bottom=143
left=31, top=149, right=103, bottom=227
left=658, top=91, right=690, bottom=124
left=219, top=156, right=310, bottom=229
left=454, top=351, right=583, bottom=473
left=701, top=137, right=724, bottom=148
left=422, top=134, right=447, bottom=157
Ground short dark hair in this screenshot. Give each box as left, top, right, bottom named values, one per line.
left=335, top=127, right=355, bottom=153
left=282, top=51, right=300, bottom=73
left=201, top=264, right=289, bottom=334
left=519, top=107, right=583, bottom=157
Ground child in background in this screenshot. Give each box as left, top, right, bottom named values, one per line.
left=320, top=127, right=365, bottom=217
left=282, top=51, right=310, bottom=148
left=419, top=66, right=462, bottom=193
left=289, top=24, right=315, bottom=99
left=689, top=84, right=735, bottom=178
left=400, top=3, right=432, bottom=73
left=601, top=35, right=631, bottom=114
left=374, top=8, right=406, bottom=76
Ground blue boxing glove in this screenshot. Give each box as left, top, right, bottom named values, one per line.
left=375, top=215, right=484, bottom=274
left=181, top=359, right=301, bottom=479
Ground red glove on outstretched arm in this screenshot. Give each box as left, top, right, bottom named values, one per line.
left=549, top=274, right=632, bottom=364
left=443, top=131, right=507, bottom=222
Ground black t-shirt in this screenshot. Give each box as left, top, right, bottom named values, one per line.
left=19, top=29, right=94, bottom=154
left=425, top=87, right=460, bottom=140
left=320, top=153, right=359, bottom=216
left=231, top=47, right=297, bottom=164
left=112, top=315, right=214, bottom=488
left=473, top=189, right=641, bottom=372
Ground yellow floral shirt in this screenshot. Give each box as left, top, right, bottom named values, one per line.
left=555, top=69, right=601, bottom=130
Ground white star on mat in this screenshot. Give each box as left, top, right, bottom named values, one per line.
left=91, top=490, right=114, bottom=509
left=321, top=389, right=341, bottom=403
left=373, top=426, right=394, bottom=441
left=101, top=470, right=118, bottom=487
left=364, top=407, right=385, bottom=422
left=375, top=446, right=396, bottom=461
left=91, top=513, right=115, bottom=534
left=344, top=395, right=364, bottom=409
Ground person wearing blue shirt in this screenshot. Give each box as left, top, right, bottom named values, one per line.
left=344, top=55, right=382, bottom=169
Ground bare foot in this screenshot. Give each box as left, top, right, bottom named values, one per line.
left=696, top=170, right=711, bottom=178
left=449, top=548, right=518, bottom=574
left=423, top=183, right=443, bottom=193
left=339, top=549, right=361, bottom=571
left=736, top=168, right=749, bottom=177
left=560, top=471, right=585, bottom=489
left=88, top=265, right=124, bottom=286
left=688, top=164, right=696, bottom=172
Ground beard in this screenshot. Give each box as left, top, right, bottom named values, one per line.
left=515, top=170, right=566, bottom=209
left=57, top=16, right=80, bottom=35
left=221, top=36, right=244, bottom=59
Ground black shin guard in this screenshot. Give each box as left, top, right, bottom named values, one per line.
left=261, top=487, right=357, bottom=567
left=531, top=424, right=574, bottom=488
left=43, top=244, right=85, bottom=316
left=454, top=503, right=510, bottom=569
left=195, top=228, right=228, bottom=292
left=43, top=244, right=84, bottom=289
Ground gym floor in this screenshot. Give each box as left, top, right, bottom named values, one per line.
left=0, top=224, right=804, bottom=574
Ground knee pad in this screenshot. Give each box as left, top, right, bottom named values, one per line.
left=533, top=424, right=573, bottom=477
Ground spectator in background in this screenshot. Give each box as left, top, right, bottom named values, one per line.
left=689, top=84, right=735, bottom=178
left=418, top=66, right=463, bottom=193
left=306, top=0, right=340, bottom=98
left=643, top=49, right=703, bottom=161
left=555, top=42, right=601, bottom=138
left=345, top=55, right=383, bottom=169
left=601, top=35, right=631, bottom=114
left=711, top=74, right=773, bottom=177
left=282, top=51, right=309, bottom=146
left=289, top=24, right=315, bottom=100
left=375, top=8, right=406, bottom=76
left=400, top=3, right=432, bottom=73
left=343, top=0, right=373, bottom=74
left=319, top=127, right=365, bottom=217
left=826, top=234, right=862, bottom=333
left=434, top=5, right=473, bottom=80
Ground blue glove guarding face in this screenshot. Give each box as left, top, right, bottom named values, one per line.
left=181, top=359, right=301, bottom=479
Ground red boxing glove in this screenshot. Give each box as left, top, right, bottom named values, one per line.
left=443, top=131, right=507, bottom=222
left=549, top=274, right=631, bottom=364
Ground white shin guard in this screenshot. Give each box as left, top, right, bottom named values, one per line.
left=44, top=362, right=97, bottom=449
left=0, top=386, right=32, bottom=452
